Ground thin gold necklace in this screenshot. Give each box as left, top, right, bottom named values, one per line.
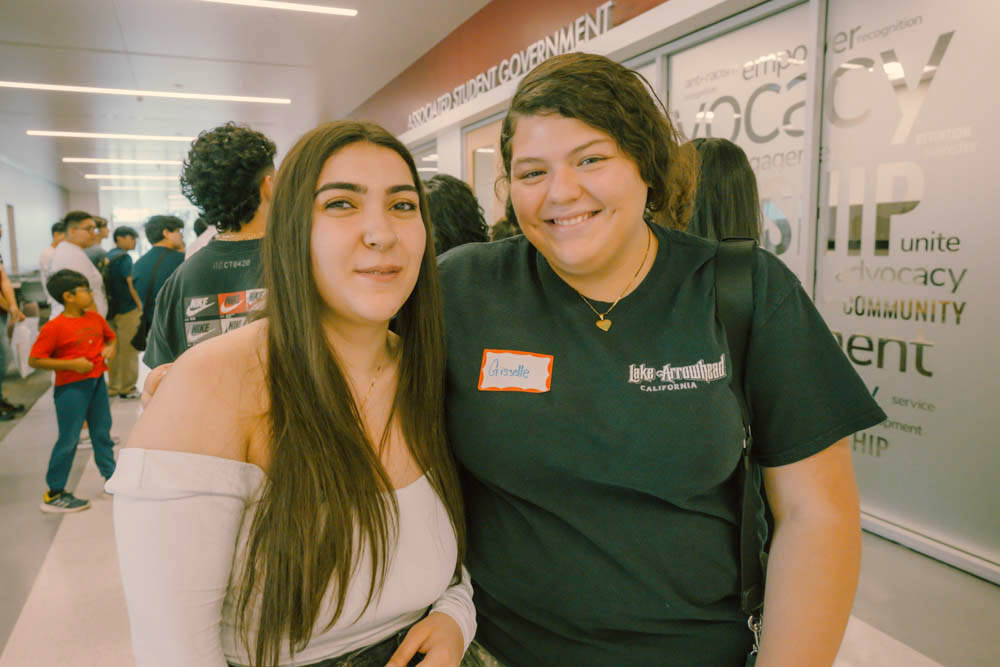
left=577, top=227, right=652, bottom=332
left=358, top=343, right=391, bottom=414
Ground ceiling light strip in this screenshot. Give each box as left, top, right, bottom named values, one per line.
left=85, top=174, right=179, bottom=181
left=63, top=157, right=183, bottom=165
left=200, top=0, right=357, bottom=16
left=0, top=81, right=289, bottom=105
left=28, top=131, right=195, bottom=142
left=100, top=186, right=179, bottom=191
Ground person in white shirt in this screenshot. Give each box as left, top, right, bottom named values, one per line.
left=39, top=220, right=66, bottom=291
left=48, top=212, right=106, bottom=319
left=109, top=121, right=474, bottom=667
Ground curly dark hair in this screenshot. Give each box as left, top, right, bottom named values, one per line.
left=499, top=53, right=697, bottom=229
left=423, top=174, right=489, bottom=254
left=180, top=122, right=276, bottom=233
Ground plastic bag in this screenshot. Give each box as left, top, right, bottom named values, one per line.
left=11, top=316, right=39, bottom=378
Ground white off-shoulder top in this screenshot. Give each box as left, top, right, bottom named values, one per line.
left=108, top=448, right=475, bottom=667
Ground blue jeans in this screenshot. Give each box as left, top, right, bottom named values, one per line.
left=46, top=376, right=116, bottom=493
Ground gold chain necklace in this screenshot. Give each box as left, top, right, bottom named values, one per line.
left=577, top=228, right=652, bottom=332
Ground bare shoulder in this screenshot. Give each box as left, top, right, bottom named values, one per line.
left=126, top=319, right=269, bottom=462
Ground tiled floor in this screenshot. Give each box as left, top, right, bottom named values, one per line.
left=1, top=380, right=997, bottom=666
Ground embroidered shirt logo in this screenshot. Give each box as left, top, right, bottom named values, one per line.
left=628, top=354, right=728, bottom=392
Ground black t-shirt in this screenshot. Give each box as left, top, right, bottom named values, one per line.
left=143, top=238, right=263, bottom=368
left=438, top=225, right=885, bottom=667
left=106, top=248, right=137, bottom=315
left=133, top=247, right=185, bottom=323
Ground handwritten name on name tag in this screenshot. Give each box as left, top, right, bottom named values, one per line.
left=478, top=349, right=553, bottom=393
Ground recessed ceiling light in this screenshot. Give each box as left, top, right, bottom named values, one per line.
left=63, top=157, right=183, bottom=165
left=417, top=168, right=437, bottom=173
left=200, top=0, right=357, bottom=16
left=0, top=80, right=289, bottom=104
left=100, top=186, right=178, bottom=191
left=28, top=130, right=195, bottom=142
left=475, top=148, right=495, bottom=154
left=85, top=174, right=179, bottom=181
left=422, top=154, right=439, bottom=162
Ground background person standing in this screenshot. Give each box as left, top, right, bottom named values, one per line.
left=40, top=221, right=67, bottom=291
left=144, top=123, right=274, bottom=367
left=105, top=226, right=143, bottom=399
left=132, top=216, right=185, bottom=338
left=0, top=224, right=26, bottom=420
left=86, top=216, right=111, bottom=270
left=48, top=211, right=106, bottom=319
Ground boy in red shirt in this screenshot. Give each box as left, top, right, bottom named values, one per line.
left=30, top=269, right=117, bottom=513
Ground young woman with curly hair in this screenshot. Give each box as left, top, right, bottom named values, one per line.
left=442, top=53, right=884, bottom=667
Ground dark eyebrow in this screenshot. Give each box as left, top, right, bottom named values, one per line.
left=315, top=182, right=367, bottom=197
left=314, top=182, right=418, bottom=197
left=511, top=138, right=613, bottom=169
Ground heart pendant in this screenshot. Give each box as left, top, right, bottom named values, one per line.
left=596, top=318, right=612, bottom=332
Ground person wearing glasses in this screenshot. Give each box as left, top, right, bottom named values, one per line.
left=48, top=211, right=108, bottom=319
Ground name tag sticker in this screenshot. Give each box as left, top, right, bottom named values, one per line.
left=478, top=349, right=553, bottom=393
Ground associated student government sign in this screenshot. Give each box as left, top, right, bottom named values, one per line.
left=406, top=1, right=614, bottom=131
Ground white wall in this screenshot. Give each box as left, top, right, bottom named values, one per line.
left=68, top=191, right=101, bottom=218
left=0, top=158, right=69, bottom=273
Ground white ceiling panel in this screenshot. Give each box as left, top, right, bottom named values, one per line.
left=0, top=0, right=125, bottom=51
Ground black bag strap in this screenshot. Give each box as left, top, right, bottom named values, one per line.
left=714, top=238, right=767, bottom=616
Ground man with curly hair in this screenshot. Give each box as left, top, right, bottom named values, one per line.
left=143, top=122, right=275, bottom=367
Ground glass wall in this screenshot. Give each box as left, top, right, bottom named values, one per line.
left=462, top=114, right=506, bottom=226
left=621, top=0, right=997, bottom=581
left=814, top=0, right=999, bottom=573
left=668, top=2, right=812, bottom=283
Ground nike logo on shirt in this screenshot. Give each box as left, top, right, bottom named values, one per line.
left=220, top=295, right=245, bottom=314
left=185, top=297, right=214, bottom=318
left=187, top=324, right=215, bottom=343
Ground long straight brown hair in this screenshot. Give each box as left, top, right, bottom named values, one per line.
left=235, top=121, right=466, bottom=666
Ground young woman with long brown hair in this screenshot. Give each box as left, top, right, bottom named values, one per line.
left=109, top=121, right=473, bottom=667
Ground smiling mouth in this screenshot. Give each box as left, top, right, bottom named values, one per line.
left=546, top=210, right=600, bottom=226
